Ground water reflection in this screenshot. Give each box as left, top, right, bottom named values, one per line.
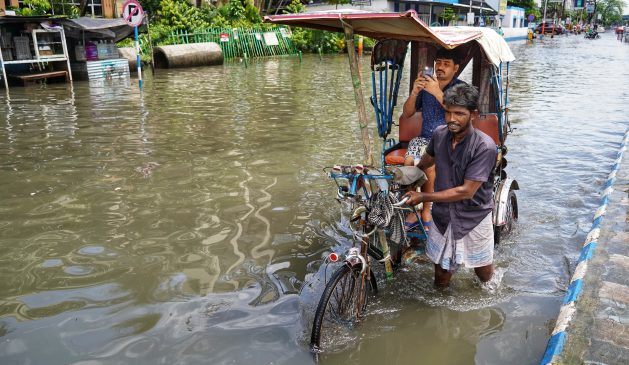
left=319, top=306, right=505, bottom=365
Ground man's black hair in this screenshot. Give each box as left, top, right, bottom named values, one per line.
left=443, top=83, right=479, bottom=111
left=435, top=48, right=461, bottom=65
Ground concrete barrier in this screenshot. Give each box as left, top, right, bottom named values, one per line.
left=117, top=47, right=137, bottom=71
left=153, top=43, right=223, bottom=69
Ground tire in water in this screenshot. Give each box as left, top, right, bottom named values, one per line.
left=494, top=189, right=518, bottom=245
left=310, top=264, right=374, bottom=351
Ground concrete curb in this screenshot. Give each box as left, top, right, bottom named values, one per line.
left=540, top=127, right=629, bottom=365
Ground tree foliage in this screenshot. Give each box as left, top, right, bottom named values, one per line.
left=507, top=0, right=540, bottom=20
left=597, top=0, right=624, bottom=25
left=285, top=0, right=306, bottom=13
left=15, top=0, right=51, bottom=16
left=282, top=0, right=345, bottom=53
left=439, top=7, right=457, bottom=25
left=324, top=0, right=350, bottom=10
left=139, top=0, right=162, bottom=18
left=157, top=0, right=211, bottom=31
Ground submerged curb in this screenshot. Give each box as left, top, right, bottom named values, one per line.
left=540, top=127, right=629, bottom=365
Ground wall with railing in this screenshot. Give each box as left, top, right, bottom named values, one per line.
left=168, top=26, right=298, bottom=61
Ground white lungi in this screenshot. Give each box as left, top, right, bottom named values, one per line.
left=426, top=213, right=494, bottom=272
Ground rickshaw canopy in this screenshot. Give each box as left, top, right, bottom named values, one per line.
left=264, top=10, right=515, bottom=66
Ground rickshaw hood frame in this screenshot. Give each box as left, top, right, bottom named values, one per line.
left=264, top=10, right=515, bottom=66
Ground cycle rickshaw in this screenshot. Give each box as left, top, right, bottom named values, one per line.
left=266, top=10, right=519, bottom=352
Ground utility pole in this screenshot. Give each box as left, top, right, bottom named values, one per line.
left=561, top=0, right=566, bottom=20
left=542, top=0, right=548, bottom=35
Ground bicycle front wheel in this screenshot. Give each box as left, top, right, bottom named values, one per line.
left=310, top=264, right=374, bottom=351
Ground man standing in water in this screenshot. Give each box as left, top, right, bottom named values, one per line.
left=403, top=83, right=497, bottom=287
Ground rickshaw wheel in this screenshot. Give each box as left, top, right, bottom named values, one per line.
left=494, top=189, right=518, bottom=245
left=310, top=264, right=376, bottom=351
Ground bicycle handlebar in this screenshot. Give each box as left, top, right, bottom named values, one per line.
left=393, top=196, right=409, bottom=206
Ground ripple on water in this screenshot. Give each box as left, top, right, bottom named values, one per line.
left=78, top=245, right=105, bottom=255
left=0, top=37, right=628, bottom=364
left=63, top=265, right=93, bottom=276
left=41, top=259, right=63, bottom=268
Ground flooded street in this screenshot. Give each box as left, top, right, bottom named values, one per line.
left=1, top=33, right=628, bottom=364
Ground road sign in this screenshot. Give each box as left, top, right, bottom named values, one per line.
left=122, top=0, right=144, bottom=27
left=528, top=14, right=535, bottom=21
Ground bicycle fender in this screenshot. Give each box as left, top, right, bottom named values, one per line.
left=493, top=177, right=519, bottom=226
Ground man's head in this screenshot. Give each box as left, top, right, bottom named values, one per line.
left=443, top=83, right=479, bottom=135
left=434, top=48, right=461, bottom=82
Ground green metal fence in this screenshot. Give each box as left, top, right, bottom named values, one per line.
left=169, top=26, right=298, bottom=61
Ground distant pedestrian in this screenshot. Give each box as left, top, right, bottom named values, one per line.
left=616, top=26, right=624, bottom=40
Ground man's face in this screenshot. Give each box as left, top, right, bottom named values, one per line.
left=444, top=104, right=475, bottom=135
left=435, top=58, right=460, bottom=82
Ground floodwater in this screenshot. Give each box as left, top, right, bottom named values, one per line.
left=0, top=33, right=628, bottom=364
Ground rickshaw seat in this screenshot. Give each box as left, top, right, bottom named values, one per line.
left=385, top=149, right=407, bottom=165
left=384, top=112, right=422, bottom=165
left=398, top=112, right=422, bottom=142
left=472, top=114, right=500, bottom=145
left=384, top=113, right=500, bottom=165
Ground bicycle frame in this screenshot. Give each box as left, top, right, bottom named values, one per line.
left=326, top=165, right=426, bottom=281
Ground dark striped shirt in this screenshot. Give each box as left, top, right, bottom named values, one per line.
left=415, top=78, right=465, bottom=139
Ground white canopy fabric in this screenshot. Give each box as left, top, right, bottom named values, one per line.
left=265, top=11, right=515, bottom=66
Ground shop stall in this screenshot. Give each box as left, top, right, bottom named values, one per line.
left=58, top=17, right=135, bottom=81
left=0, top=16, right=72, bottom=88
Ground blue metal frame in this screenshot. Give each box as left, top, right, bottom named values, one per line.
left=328, top=170, right=427, bottom=241
left=371, top=60, right=404, bottom=143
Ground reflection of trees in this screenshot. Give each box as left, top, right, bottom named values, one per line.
left=0, top=56, right=397, bottom=322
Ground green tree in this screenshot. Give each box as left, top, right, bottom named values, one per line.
left=285, top=0, right=305, bottom=13
left=439, top=7, right=457, bottom=25
left=17, top=0, right=51, bottom=15
left=157, top=0, right=210, bottom=30
left=507, top=0, right=540, bottom=20
left=325, top=0, right=350, bottom=10
left=139, top=0, right=162, bottom=18
left=597, top=0, right=624, bottom=25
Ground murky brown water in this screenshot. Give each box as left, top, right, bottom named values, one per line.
left=1, top=33, right=628, bottom=364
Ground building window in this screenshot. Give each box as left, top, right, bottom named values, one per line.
left=53, top=0, right=102, bottom=17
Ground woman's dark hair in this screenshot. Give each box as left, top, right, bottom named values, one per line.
left=443, top=83, right=479, bottom=111
left=435, top=48, right=461, bottom=65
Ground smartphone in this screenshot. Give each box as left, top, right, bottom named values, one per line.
left=423, top=66, right=434, bottom=78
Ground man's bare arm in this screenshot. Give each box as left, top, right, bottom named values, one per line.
left=403, top=179, right=483, bottom=205
left=416, top=152, right=435, bottom=170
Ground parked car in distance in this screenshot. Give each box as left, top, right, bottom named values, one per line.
left=535, top=22, right=565, bottom=34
